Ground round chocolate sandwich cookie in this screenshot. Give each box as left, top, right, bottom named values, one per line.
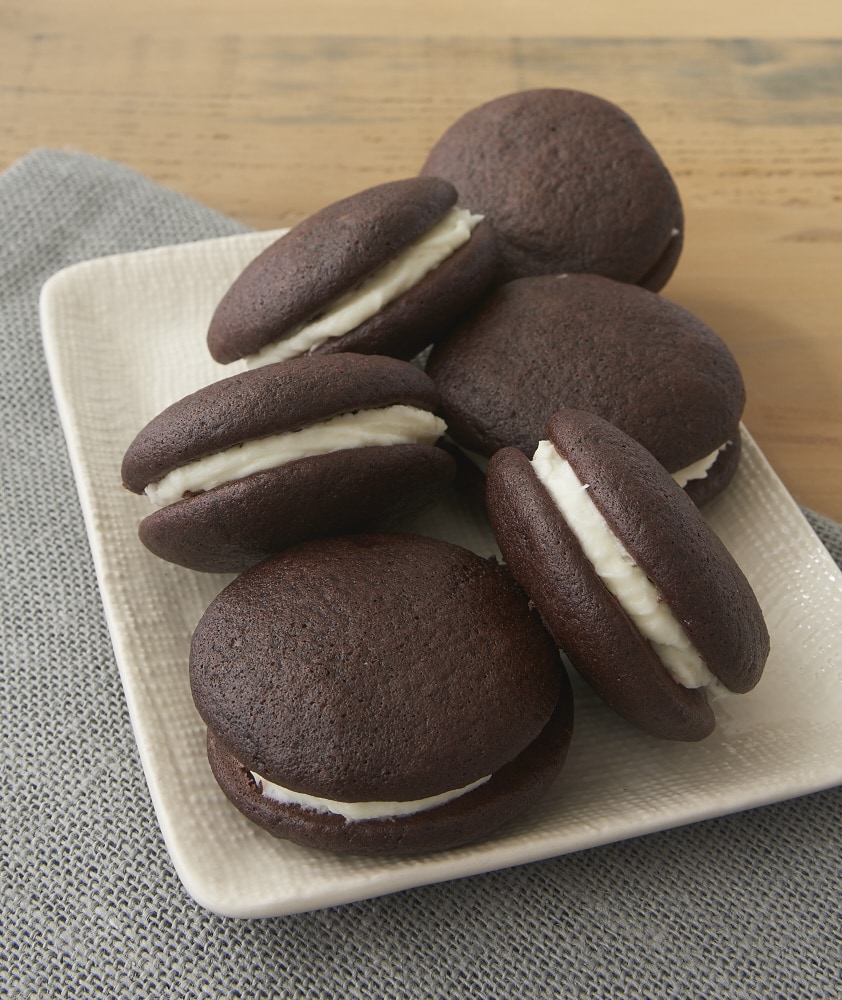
left=190, top=533, right=574, bottom=855
left=486, top=409, right=770, bottom=742
left=207, top=176, right=498, bottom=367
left=426, top=273, right=745, bottom=506
left=121, top=353, right=456, bottom=573
left=420, top=88, right=683, bottom=288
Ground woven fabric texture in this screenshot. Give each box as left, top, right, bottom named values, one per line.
left=1, top=149, right=840, bottom=999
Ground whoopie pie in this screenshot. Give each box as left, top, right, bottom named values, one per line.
left=420, top=88, right=683, bottom=288
left=207, top=176, right=498, bottom=367
left=121, top=353, right=456, bottom=572
left=426, top=273, right=745, bottom=506
left=189, top=533, right=575, bottom=855
left=486, top=409, right=770, bottom=742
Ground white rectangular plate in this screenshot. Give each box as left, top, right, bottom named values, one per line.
left=40, top=230, right=842, bottom=918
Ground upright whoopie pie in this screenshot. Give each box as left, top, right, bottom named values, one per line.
left=190, top=533, right=574, bottom=855
left=207, top=176, right=498, bottom=367
left=420, top=88, right=683, bottom=288
left=121, top=353, right=456, bottom=572
left=486, top=409, right=770, bottom=742
left=426, top=273, right=745, bottom=506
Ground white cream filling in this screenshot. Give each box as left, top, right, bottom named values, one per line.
left=145, top=404, right=446, bottom=508
left=531, top=440, right=729, bottom=697
left=251, top=770, right=492, bottom=822
left=671, top=442, right=729, bottom=488
left=245, top=207, right=484, bottom=368
left=458, top=440, right=727, bottom=491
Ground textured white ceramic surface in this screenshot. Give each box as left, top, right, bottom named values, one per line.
left=40, top=231, right=842, bottom=918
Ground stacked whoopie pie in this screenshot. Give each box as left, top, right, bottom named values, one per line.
left=121, top=87, right=769, bottom=857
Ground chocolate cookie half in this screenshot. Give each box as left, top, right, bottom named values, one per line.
left=207, top=176, right=498, bottom=367
left=121, top=354, right=456, bottom=572
left=426, top=273, right=745, bottom=506
left=420, top=88, right=683, bottom=287
left=190, top=533, right=574, bottom=855
left=486, top=410, right=770, bottom=742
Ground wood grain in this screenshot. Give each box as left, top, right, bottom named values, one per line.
left=6, top=1, right=842, bottom=39
left=1, top=25, right=840, bottom=518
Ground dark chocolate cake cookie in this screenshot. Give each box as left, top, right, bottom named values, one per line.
left=420, top=88, right=683, bottom=287
left=207, top=176, right=498, bottom=367
left=190, top=533, right=575, bottom=854
left=486, top=409, right=770, bottom=741
left=121, top=354, right=456, bottom=572
left=426, top=273, right=745, bottom=505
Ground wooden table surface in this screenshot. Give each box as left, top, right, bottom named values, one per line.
left=2, top=3, right=841, bottom=519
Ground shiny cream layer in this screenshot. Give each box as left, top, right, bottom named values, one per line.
left=145, top=405, right=446, bottom=508
left=671, top=443, right=729, bottom=488
left=250, top=770, right=492, bottom=822
left=456, top=442, right=728, bottom=489
left=531, top=440, right=729, bottom=696
left=246, top=207, right=484, bottom=368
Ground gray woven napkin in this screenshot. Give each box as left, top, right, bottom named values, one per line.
left=2, top=149, right=840, bottom=999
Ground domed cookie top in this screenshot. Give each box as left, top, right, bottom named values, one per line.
left=426, top=273, right=745, bottom=505
left=190, top=533, right=574, bottom=854
left=121, top=353, right=456, bottom=572
left=207, top=176, right=498, bottom=367
left=486, top=409, right=770, bottom=741
left=420, top=88, right=683, bottom=288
